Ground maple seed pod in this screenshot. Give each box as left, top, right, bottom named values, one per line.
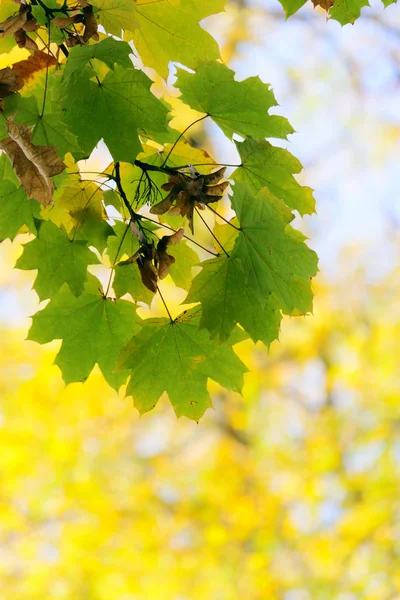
left=150, top=168, right=228, bottom=233
left=136, top=244, right=158, bottom=293
left=155, top=228, right=184, bottom=280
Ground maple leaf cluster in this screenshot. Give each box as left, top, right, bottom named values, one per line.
left=0, top=0, right=320, bottom=419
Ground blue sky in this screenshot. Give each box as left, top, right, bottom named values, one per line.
left=206, top=0, right=400, bottom=280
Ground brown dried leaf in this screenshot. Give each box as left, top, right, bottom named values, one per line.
left=0, top=5, right=28, bottom=38
left=0, top=119, right=66, bottom=207
left=0, top=67, right=21, bottom=98
left=12, top=50, right=57, bottom=89
left=83, top=6, right=98, bottom=43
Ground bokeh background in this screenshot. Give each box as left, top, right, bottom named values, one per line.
left=1, top=0, right=400, bottom=598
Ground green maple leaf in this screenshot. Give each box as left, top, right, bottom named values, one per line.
left=0, top=179, right=40, bottom=241
left=0, top=153, right=19, bottom=186
left=49, top=174, right=114, bottom=253
left=57, top=65, right=169, bottom=161
left=329, top=0, right=370, bottom=25
left=107, top=221, right=141, bottom=264
left=278, top=0, right=372, bottom=23
left=27, top=275, right=141, bottom=389
left=117, top=307, right=248, bottom=420
left=168, top=241, right=199, bottom=291
left=230, top=182, right=318, bottom=315
left=186, top=256, right=282, bottom=345
left=63, top=37, right=133, bottom=79
left=16, top=219, right=99, bottom=301
left=92, top=0, right=138, bottom=37
left=233, top=137, right=315, bottom=216
left=113, top=261, right=155, bottom=306
left=3, top=94, right=80, bottom=158
left=278, top=0, right=307, bottom=17
left=126, top=0, right=224, bottom=79
left=176, top=62, right=294, bottom=140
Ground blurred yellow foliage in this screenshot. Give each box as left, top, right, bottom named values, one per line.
left=0, top=242, right=399, bottom=599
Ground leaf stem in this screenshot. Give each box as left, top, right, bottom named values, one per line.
left=195, top=208, right=230, bottom=258
left=173, top=162, right=242, bottom=169
left=113, top=162, right=137, bottom=223
left=157, top=285, right=173, bottom=323
left=206, top=205, right=241, bottom=231
left=139, top=214, right=219, bottom=257
left=161, top=114, right=209, bottom=168
left=40, top=20, right=51, bottom=117
left=105, top=220, right=132, bottom=297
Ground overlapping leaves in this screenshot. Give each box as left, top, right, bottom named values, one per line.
left=0, top=0, right=328, bottom=419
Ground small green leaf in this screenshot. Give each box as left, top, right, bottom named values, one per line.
left=278, top=0, right=307, bottom=17
left=233, top=137, right=315, bottom=216
left=27, top=275, right=141, bottom=389
left=107, top=221, right=140, bottom=264
left=63, top=37, right=133, bottom=79
left=0, top=179, right=40, bottom=241
left=114, top=261, right=155, bottom=306
left=176, top=62, right=294, bottom=140
left=186, top=256, right=282, bottom=345
left=118, top=307, right=248, bottom=420
left=329, top=0, right=370, bottom=25
left=168, top=241, right=199, bottom=291
left=16, top=219, right=99, bottom=301
left=229, top=182, right=318, bottom=315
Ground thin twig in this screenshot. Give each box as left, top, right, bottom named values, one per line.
left=105, top=220, right=132, bottom=297
left=161, top=114, right=209, bottom=168
left=172, top=162, right=242, bottom=169
left=195, top=208, right=230, bottom=258
left=40, top=18, right=51, bottom=117
left=113, top=162, right=137, bottom=222
left=157, top=285, right=173, bottom=323
left=206, top=205, right=241, bottom=231
left=139, top=214, right=219, bottom=257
